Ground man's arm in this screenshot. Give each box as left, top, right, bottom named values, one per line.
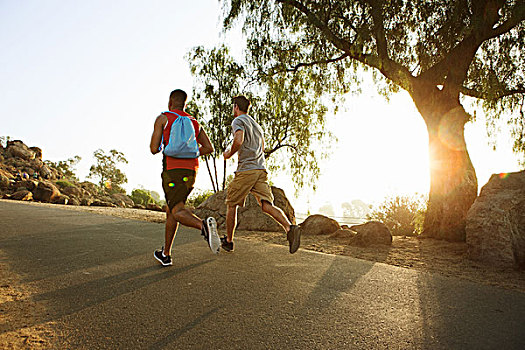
left=150, top=114, right=167, bottom=154
left=223, top=130, right=244, bottom=159
left=197, top=128, right=214, bottom=156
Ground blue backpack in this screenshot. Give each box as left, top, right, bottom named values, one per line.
left=161, top=111, right=200, bottom=158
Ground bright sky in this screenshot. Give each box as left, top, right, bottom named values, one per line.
left=1, top=0, right=521, bottom=216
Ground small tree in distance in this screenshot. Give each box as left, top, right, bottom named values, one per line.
left=88, top=149, right=128, bottom=194
left=45, top=155, right=82, bottom=181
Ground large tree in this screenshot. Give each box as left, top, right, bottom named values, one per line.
left=187, top=44, right=333, bottom=193
left=221, top=0, right=525, bottom=241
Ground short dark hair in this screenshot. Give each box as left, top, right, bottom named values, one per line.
left=233, top=95, right=250, bottom=113
left=169, top=89, right=187, bottom=106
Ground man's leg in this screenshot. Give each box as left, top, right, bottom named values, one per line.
left=171, top=202, right=202, bottom=230
left=261, top=200, right=302, bottom=254
left=261, top=200, right=291, bottom=232
left=226, top=204, right=238, bottom=242
left=164, top=205, right=180, bottom=256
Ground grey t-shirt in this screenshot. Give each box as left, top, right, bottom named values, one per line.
left=231, top=114, right=266, bottom=172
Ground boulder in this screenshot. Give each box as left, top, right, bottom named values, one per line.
left=29, top=147, right=42, bottom=160
left=61, top=185, right=83, bottom=199
left=17, top=179, right=37, bottom=192
left=299, top=214, right=340, bottom=235
left=68, top=197, right=81, bottom=206
left=80, top=181, right=100, bottom=196
left=52, top=194, right=70, bottom=205
left=194, top=187, right=295, bottom=232
left=11, top=190, right=33, bottom=201
left=111, top=193, right=135, bottom=208
left=466, top=171, right=525, bottom=269
left=92, top=200, right=116, bottom=208
left=349, top=221, right=392, bottom=246
left=6, top=141, right=35, bottom=161
left=39, top=164, right=53, bottom=179
left=0, top=171, right=11, bottom=189
left=33, top=181, right=61, bottom=203
left=81, top=197, right=94, bottom=206
left=330, top=228, right=356, bottom=239
left=147, top=203, right=163, bottom=212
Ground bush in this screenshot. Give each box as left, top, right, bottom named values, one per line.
left=130, top=188, right=157, bottom=206
left=187, top=189, right=213, bottom=208
left=367, top=194, right=427, bottom=236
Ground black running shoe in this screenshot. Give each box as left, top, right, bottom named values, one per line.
left=201, top=217, right=220, bottom=254
left=220, top=235, right=234, bottom=252
left=154, top=248, right=172, bottom=266
left=287, top=225, right=302, bottom=254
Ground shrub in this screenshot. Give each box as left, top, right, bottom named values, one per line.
left=187, top=189, right=213, bottom=208
left=367, top=194, right=427, bottom=236
left=130, top=188, right=156, bottom=206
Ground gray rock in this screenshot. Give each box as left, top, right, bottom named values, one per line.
left=33, top=181, right=61, bottom=202
left=11, top=190, right=33, bottom=201
left=194, top=187, right=295, bottom=232
left=466, top=170, right=525, bottom=269
left=52, top=194, right=70, bottom=205
left=299, top=214, right=341, bottom=235
left=91, top=200, right=116, bottom=208
left=349, top=221, right=392, bottom=246
left=111, top=193, right=135, bottom=208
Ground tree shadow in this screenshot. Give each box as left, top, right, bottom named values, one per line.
left=147, top=307, right=221, bottom=350
left=1, top=260, right=213, bottom=334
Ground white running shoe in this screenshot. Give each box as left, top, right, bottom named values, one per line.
left=202, top=217, right=220, bottom=254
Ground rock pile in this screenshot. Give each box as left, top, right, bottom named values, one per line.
left=0, top=140, right=139, bottom=209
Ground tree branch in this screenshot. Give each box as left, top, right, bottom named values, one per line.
left=275, top=0, right=415, bottom=91
left=460, top=85, right=525, bottom=100
left=366, top=0, right=388, bottom=59
left=421, top=1, right=524, bottom=87
left=264, top=144, right=297, bottom=158
left=281, top=53, right=350, bottom=72
left=485, top=2, right=525, bottom=41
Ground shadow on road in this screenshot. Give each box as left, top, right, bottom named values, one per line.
left=1, top=259, right=213, bottom=334
left=147, top=307, right=221, bottom=350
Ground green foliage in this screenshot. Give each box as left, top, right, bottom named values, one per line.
left=221, top=0, right=525, bottom=161
left=0, top=136, right=11, bottom=148
left=45, top=155, right=81, bottom=181
left=187, top=43, right=335, bottom=193
left=88, top=149, right=128, bottom=194
left=186, top=45, right=243, bottom=191
left=367, top=194, right=427, bottom=236
left=186, top=189, right=214, bottom=208
left=55, top=179, right=75, bottom=189
left=130, top=188, right=156, bottom=206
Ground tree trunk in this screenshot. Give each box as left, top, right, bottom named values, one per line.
left=411, top=87, right=478, bottom=241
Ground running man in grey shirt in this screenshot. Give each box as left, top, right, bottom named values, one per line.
left=222, top=95, right=302, bottom=253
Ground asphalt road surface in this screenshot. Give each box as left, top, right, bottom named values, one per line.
left=1, top=200, right=524, bottom=349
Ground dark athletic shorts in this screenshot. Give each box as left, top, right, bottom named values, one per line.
left=161, top=168, right=196, bottom=211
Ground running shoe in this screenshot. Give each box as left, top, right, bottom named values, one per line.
left=202, top=217, right=220, bottom=254
left=154, top=247, right=172, bottom=266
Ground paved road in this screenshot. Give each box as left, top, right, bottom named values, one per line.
left=1, top=200, right=524, bottom=349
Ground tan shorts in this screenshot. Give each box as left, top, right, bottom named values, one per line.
left=225, top=169, right=274, bottom=207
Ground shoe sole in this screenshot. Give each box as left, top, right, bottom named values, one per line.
left=290, top=226, right=301, bottom=254
left=154, top=251, right=172, bottom=266
left=206, top=217, right=221, bottom=254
